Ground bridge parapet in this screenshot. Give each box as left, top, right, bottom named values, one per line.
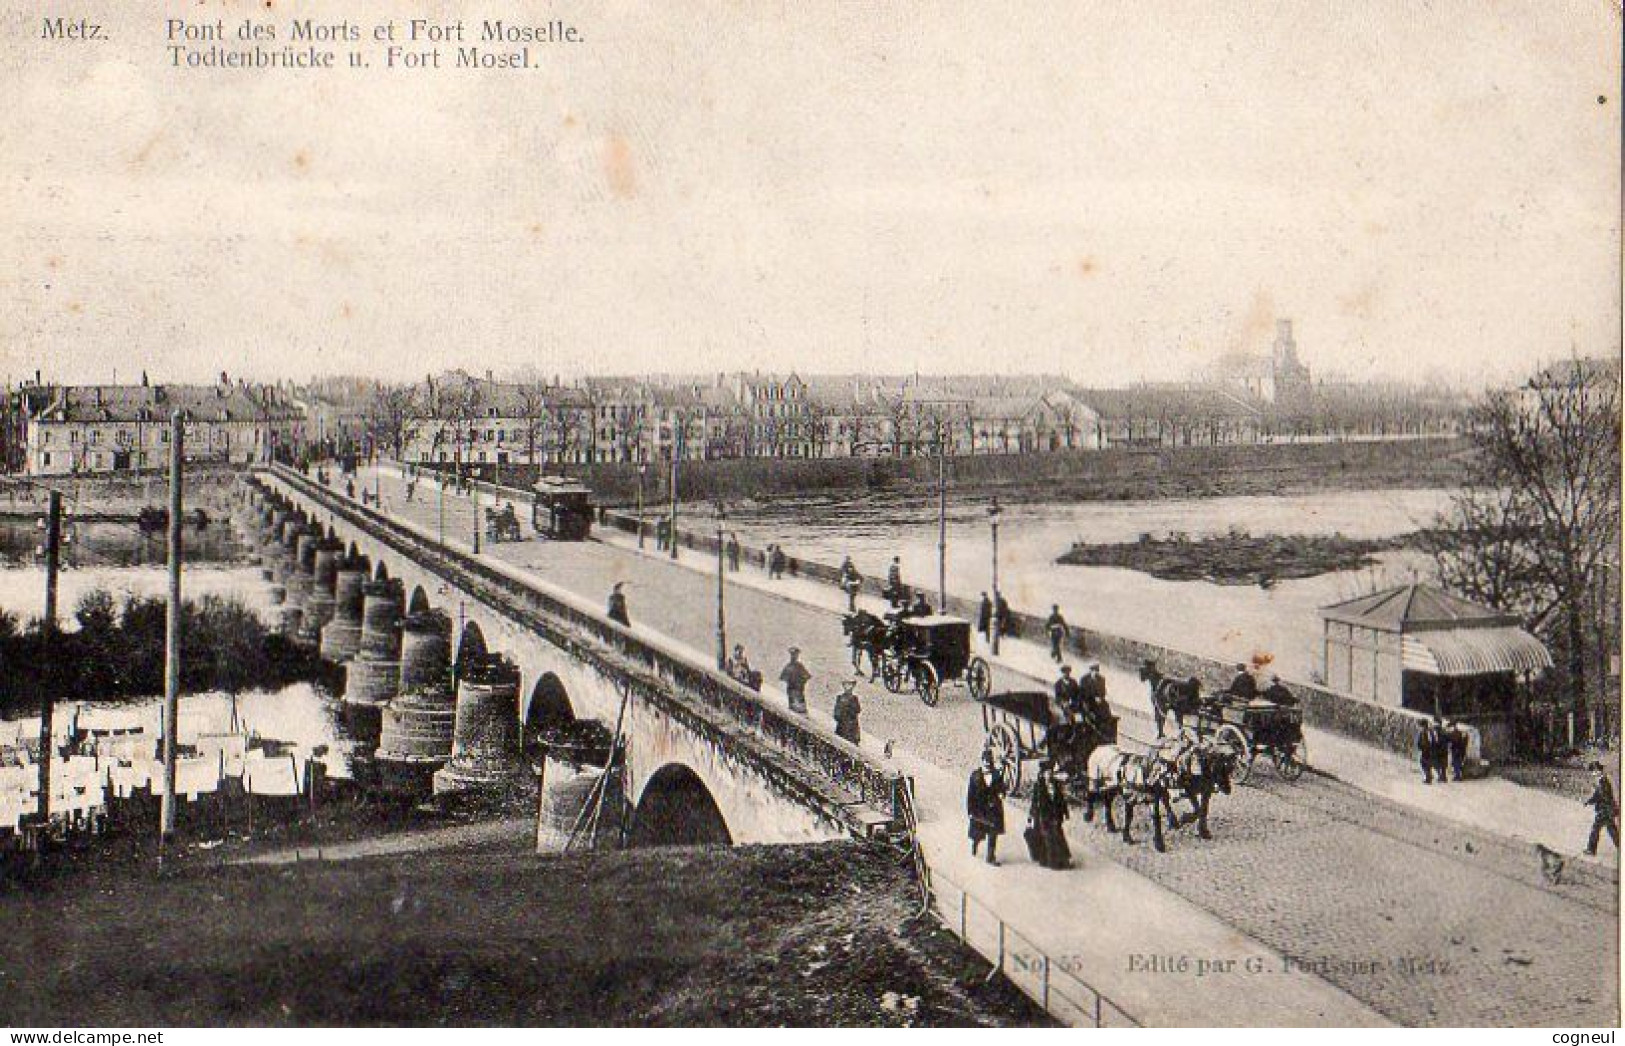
left=257, top=465, right=908, bottom=837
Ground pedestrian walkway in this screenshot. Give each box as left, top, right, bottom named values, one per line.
left=585, top=508, right=1619, bottom=873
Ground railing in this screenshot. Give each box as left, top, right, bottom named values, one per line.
left=923, top=864, right=1139, bottom=1028
left=259, top=465, right=908, bottom=831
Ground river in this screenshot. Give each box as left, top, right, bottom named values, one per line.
left=687, top=487, right=1454, bottom=681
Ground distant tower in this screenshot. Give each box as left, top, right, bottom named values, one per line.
left=1271, top=319, right=1310, bottom=411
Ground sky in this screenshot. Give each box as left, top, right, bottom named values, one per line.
left=0, top=1, right=1619, bottom=389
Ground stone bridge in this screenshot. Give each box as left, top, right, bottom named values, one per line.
left=237, top=465, right=906, bottom=848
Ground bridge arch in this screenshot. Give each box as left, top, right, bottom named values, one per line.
left=408, top=585, right=431, bottom=616
left=526, top=672, right=575, bottom=730
left=455, top=620, right=488, bottom=670
left=628, top=763, right=733, bottom=848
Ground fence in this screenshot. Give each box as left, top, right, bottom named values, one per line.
left=922, top=864, right=1139, bottom=1027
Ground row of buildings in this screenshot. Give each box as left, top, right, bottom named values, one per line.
left=3, top=321, right=1466, bottom=476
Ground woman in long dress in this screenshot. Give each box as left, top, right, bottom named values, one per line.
left=1027, top=760, right=1072, bottom=870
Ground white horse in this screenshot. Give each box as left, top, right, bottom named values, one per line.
left=1080, top=743, right=1172, bottom=852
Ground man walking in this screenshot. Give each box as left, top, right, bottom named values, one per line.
left=779, top=647, right=811, bottom=714
left=977, top=592, right=993, bottom=644
left=886, top=556, right=904, bottom=607
left=832, top=679, right=862, bottom=746
left=1584, top=761, right=1618, bottom=856
left=967, top=749, right=1008, bottom=866
left=1446, top=720, right=1469, bottom=781
left=839, top=556, right=863, bottom=611
left=1044, top=604, right=1070, bottom=663
left=727, top=534, right=741, bottom=572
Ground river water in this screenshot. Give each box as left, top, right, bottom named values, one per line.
left=688, top=487, right=1455, bottom=681
left=0, top=521, right=356, bottom=832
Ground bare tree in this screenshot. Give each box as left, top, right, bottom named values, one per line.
left=1427, top=358, right=1621, bottom=733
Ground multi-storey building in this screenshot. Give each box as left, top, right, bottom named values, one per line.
left=21, top=379, right=303, bottom=475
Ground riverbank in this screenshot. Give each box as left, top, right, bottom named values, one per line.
left=2, top=837, right=1047, bottom=1026
left=459, top=436, right=1469, bottom=507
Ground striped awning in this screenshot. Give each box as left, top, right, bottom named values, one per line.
left=1401, top=627, right=1553, bottom=677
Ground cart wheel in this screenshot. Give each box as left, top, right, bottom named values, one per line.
left=965, top=657, right=992, bottom=700
left=880, top=654, right=904, bottom=694
left=987, top=724, right=1022, bottom=790
left=916, top=661, right=941, bottom=707
left=1216, top=724, right=1253, bottom=785
left=1274, top=740, right=1308, bottom=781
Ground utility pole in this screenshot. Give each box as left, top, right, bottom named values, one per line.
left=989, top=497, right=1002, bottom=656
left=667, top=424, right=680, bottom=561
left=34, top=491, right=62, bottom=827
left=937, top=421, right=947, bottom=613
left=716, top=506, right=727, bottom=670
left=159, top=411, right=184, bottom=846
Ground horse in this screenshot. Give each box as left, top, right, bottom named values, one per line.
left=1079, top=743, right=1171, bottom=852
left=841, top=609, right=888, bottom=679
left=1139, top=660, right=1204, bottom=738
left=1159, top=738, right=1236, bottom=840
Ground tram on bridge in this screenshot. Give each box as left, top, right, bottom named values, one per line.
left=531, top=476, right=593, bottom=541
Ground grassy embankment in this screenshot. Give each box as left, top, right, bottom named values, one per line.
left=1, top=839, right=1050, bottom=1027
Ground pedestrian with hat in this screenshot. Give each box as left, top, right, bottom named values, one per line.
left=1584, top=760, right=1619, bottom=856
left=779, top=647, right=811, bottom=714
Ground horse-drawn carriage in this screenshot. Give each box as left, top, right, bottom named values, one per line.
left=1189, top=698, right=1306, bottom=784
left=979, top=689, right=1117, bottom=791
left=843, top=611, right=992, bottom=706
left=484, top=503, right=523, bottom=543
left=1139, top=660, right=1308, bottom=783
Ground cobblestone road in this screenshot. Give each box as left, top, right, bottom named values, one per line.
left=357, top=472, right=1618, bottom=1026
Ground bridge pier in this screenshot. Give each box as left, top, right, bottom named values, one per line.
left=344, top=577, right=403, bottom=750
left=434, top=653, right=525, bottom=795
left=377, top=608, right=456, bottom=793
left=319, top=563, right=367, bottom=661
left=299, top=540, right=341, bottom=645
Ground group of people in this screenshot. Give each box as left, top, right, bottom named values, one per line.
left=1228, top=663, right=1298, bottom=706
left=733, top=643, right=862, bottom=745
left=976, top=591, right=1013, bottom=644
left=1416, top=716, right=1470, bottom=784
left=966, top=748, right=1071, bottom=870
left=1054, top=663, right=1110, bottom=727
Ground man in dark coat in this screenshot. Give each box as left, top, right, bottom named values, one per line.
left=1228, top=663, right=1257, bottom=700
left=1054, top=665, right=1082, bottom=722
left=1026, top=760, right=1072, bottom=870
left=886, top=557, right=904, bottom=606
left=606, top=582, right=630, bottom=627
left=995, top=594, right=1012, bottom=638
left=1445, top=720, right=1469, bottom=781
left=967, top=749, right=1008, bottom=865
left=727, top=535, right=741, bottom=572
left=1584, top=761, right=1619, bottom=856
left=832, top=679, right=861, bottom=745
left=1044, top=605, right=1070, bottom=663
left=1080, top=664, right=1109, bottom=726
left=779, top=647, right=811, bottom=714
left=839, top=557, right=863, bottom=611
left=1262, top=674, right=1297, bottom=706
left=1418, top=719, right=1441, bottom=784
left=977, top=592, right=993, bottom=643
left=1429, top=716, right=1451, bottom=784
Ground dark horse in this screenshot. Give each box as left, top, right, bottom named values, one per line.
left=1139, top=660, right=1203, bottom=738
left=1160, top=738, right=1236, bottom=840
left=842, top=609, right=888, bottom=679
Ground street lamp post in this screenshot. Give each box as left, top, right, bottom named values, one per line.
left=988, top=497, right=1002, bottom=655
left=636, top=461, right=648, bottom=549
left=667, top=424, right=680, bottom=561
left=715, top=503, right=728, bottom=671
left=936, top=421, right=948, bottom=613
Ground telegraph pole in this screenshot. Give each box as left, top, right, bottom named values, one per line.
left=667, top=427, right=680, bottom=561
left=159, top=411, right=184, bottom=846
left=715, top=507, right=728, bottom=670
left=34, top=491, right=62, bottom=827
left=936, top=422, right=947, bottom=613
